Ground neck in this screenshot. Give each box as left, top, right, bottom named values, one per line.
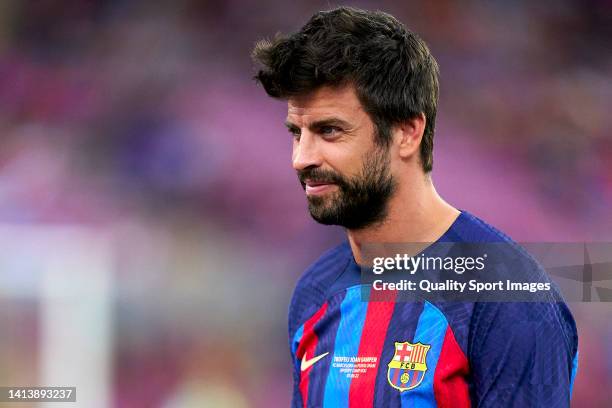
left=347, top=174, right=459, bottom=264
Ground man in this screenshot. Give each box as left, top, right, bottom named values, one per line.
left=252, top=7, right=578, bottom=407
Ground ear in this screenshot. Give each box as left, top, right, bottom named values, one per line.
left=395, top=113, right=426, bottom=160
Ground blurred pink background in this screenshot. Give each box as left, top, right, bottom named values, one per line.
left=0, top=0, right=610, bottom=407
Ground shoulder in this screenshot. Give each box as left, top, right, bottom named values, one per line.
left=438, top=211, right=578, bottom=358
left=288, top=242, right=352, bottom=339
left=296, top=241, right=353, bottom=293
left=452, top=211, right=552, bottom=290
left=464, top=212, right=578, bottom=362
left=447, top=210, right=515, bottom=243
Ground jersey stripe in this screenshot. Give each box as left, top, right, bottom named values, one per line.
left=570, top=351, right=578, bottom=398
left=433, top=326, right=470, bottom=407
left=401, top=301, right=448, bottom=408
left=323, top=286, right=368, bottom=407
left=348, top=289, right=397, bottom=407
left=373, top=301, right=424, bottom=407
left=296, top=302, right=328, bottom=408
left=292, top=325, right=304, bottom=357
left=291, top=324, right=305, bottom=407
left=308, top=291, right=347, bottom=406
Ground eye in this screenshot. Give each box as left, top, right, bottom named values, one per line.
left=288, top=127, right=301, bottom=140
left=319, top=126, right=341, bottom=138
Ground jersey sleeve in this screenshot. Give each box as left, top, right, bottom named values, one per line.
left=288, top=283, right=307, bottom=408
left=287, top=263, right=324, bottom=408
left=287, top=242, right=352, bottom=407
left=468, top=300, right=578, bottom=407
left=289, top=329, right=303, bottom=408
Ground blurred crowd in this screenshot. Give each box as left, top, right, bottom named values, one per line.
left=0, top=0, right=610, bottom=406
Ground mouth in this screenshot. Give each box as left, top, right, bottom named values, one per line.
left=304, top=180, right=337, bottom=195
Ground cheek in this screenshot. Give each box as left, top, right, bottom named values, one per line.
left=329, top=151, right=361, bottom=177
left=338, top=142, right=370, bottom=168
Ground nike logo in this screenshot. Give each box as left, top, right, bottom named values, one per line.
left=301, top=352, right=329, bottom=371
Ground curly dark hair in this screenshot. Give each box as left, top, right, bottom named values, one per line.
left=252, top=6, right=439, bottom=172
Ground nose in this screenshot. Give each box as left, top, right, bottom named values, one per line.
left=292, top=131, right=323, bottom=171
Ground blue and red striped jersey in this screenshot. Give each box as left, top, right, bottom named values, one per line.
left=288, top=210, right=578, bottom=407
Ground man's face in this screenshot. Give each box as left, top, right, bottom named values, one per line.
left=286, top=85, right=396, bottom=230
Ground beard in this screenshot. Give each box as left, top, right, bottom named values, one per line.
left=297, top=146, right=397, bottom=230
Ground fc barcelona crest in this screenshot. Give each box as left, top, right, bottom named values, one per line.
left=387, top=341, right=430, bottom=392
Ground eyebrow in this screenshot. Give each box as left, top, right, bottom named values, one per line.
left=284, top=118, right=352, bottom=131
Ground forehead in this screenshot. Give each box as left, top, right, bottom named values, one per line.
left=286, top=85, right=366, bottom=122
